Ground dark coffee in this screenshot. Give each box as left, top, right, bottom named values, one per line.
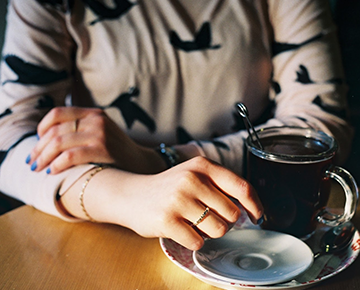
left=247, top=135, right=332, bottom=238
left=261, top=135, right=330, bottom=156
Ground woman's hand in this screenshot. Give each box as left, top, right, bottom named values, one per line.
left=26, top=107, right=165, bottom=174
left=62, top=157, right=264, bottom=251
left=133, top=158, right=264, bottom=250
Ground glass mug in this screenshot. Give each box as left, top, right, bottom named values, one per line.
left=246, top=126, right=359, bottom=239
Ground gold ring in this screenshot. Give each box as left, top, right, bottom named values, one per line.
left=73, top=119, right=78, bottom=133
left=193, top=207, right=210, bottom=227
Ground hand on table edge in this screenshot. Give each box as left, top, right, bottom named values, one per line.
left=57, top=156, right=263, bottom=251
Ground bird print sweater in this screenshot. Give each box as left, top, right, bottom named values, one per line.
left=0, top=0, right=352, bottom=220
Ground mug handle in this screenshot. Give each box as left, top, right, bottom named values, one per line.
left=317, top=165, right=359, bottom=226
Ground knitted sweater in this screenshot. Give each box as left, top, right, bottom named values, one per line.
left=0, top=0, right=352, bottom=220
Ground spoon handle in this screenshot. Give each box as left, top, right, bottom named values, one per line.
left=235, top=103, right=263, bottom=150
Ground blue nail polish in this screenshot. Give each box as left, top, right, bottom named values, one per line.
left=46, top=168, right=51, bottom=174
left=25, top=154, right=31, bottom=164
left=31, top=161, right=37, bottom=171
left=257, top=215, right=264, bottom=225
left=36, top=134, right=40, bottom=140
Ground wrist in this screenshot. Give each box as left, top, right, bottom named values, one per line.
left=60, top=167, right=139, bottom=225
left=155, top=143, right=179, bottom=169
left=154, top=143, right=202, bottom=170
left=139, top=146, right=168, bottom=173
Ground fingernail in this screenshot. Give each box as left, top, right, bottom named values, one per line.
left=36, top=134, right=40, bottom=140
left=257, top=215, right=264, bottom=225
left=25, top=154, right=31, bottom=164
left=31, top=161, right=37, bottom=171
left=46, top=168, right=51, bottom=174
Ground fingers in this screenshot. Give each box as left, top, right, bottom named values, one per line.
left=182, top=157, right=264, bottom=225
left=37, top=107, right=103, bottom=137
left=28, top=131, right=113, bottom=174
left=160, top=198, right=241, bottom=251
left=153, top=159, right=263, bottom=250
left=156, top=204, right=229, bottom=250
left=27, top=120, right=76, bottom=166
left=182, top=200, right=231, bottom=239
left=193, top=175, right=242, bottom=224
left=27, top=120, right=82, bottom=172
left=27, top=107, right=111, bottom=173
left=47, top=146, right=111, bottom=174
left=162, top=220, right=205, bottom=251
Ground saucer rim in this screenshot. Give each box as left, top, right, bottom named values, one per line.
left=159, top=225, right=360, bottom=289
left=192, top=229, right=314, bottom=286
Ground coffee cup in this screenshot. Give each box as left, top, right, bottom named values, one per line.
left=246, top=126, right=359, bottom=239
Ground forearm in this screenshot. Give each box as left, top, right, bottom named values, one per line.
left=58, top=143, right=202, bottom=223
left=59, top=167, right=134, bottom=225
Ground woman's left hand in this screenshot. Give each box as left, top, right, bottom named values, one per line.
left=26, top=107, right=165, bottom=174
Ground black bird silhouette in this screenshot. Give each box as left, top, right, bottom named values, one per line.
left=0, top=108, right=12, bottom=119
left=103, top=87, right=156, bottom=133
left=0, top=131, right=37, bottom=166
left=296, top=64, right=344, bottom=86
left=176, top=127, right=194, bottom=144
left=270, top=79, right=281, bottom=94
left=0, top=151, right=7, bottom=166
left=83, top=0, right=136, bottom=25
left=36, top=0, right=64, bottom=10
left=37, top=0, right=75, bottom=12
left=272, top=32, right=324, bottom=57
left=170, top=22, right=221, bottom=52
left=296, top=65, right=313, bottom=84
left=36, top=95, right=55, bottom=109
left=312, top=96, right=347, bottom=119
left=212, top=140, right=229, bottom=150
left=2, top=55, right=68, bottom=86
left=326, top=77, right=344, bottom=85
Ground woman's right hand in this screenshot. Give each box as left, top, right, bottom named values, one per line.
left=60, top=156, right=263, bottom=251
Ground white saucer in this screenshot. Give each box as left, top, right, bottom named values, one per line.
left=160, top=206, right=360, bottom=289
left=193, top=229, right=313, bottom=286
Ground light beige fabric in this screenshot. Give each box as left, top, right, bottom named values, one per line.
left=0, top=0, right=352, bottom=219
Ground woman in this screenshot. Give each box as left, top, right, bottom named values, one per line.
left=0, top=0, right=351, bottom=250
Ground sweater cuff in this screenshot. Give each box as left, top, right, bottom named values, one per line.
left=0, top=136, right=95, bottom=221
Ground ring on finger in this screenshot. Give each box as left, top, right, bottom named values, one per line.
left=193, top=207, right=210, bottom=227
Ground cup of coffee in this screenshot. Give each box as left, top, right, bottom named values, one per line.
left=246, top=126, right=359, bottom=239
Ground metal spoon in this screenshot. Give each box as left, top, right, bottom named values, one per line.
left=235, top=103, right=263, bottom=150
left=294, top=222, right=356, bottom=283
left=314, top=221, right=356, bottom=259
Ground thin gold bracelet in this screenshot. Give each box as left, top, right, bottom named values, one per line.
left=79, top=166, right=105, bottom=222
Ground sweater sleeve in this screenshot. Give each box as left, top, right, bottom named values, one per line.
left=196, top=0, right=352, bottom=176
left=0, top=0, right=93, bottom=219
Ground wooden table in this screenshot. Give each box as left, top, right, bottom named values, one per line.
left=1, top=205, right=360, bottom=290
